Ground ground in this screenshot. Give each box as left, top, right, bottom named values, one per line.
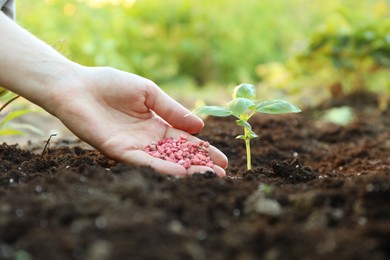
left=0, top=93, right=389, bottom=260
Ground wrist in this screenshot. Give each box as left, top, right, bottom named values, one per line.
left=0, top=12, right=89, bottom=117
left=41, top=62, right=91, bottom=117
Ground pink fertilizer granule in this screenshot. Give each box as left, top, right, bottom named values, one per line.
left=144, top=135, right=214, bottom=169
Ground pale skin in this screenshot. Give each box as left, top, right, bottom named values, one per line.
left=0, top=12, right=228, bottom=177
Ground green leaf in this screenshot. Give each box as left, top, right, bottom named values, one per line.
left=228, top=98, right=255, bottom=117
left=322, top=106, right=354, bottom=126
left=236, top=133, right=257, bottom=140
left=232, top=83, right=256, bottom=100
left=6, top=122, right=44, bottom=136
left=0, top=128, right=26, bottom=136
left=248, top=131, right=258, bottom=139
left=236, top=119, right=258, bottom=139
left=256, top=100, right=302, bottom=114
left=236, top=119, right=252, bottom=131
left=0, top=110, right=31, bottom=127
left=192, top=106, right=232, bottom=117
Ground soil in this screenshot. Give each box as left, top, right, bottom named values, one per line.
left=0, top=93, right=389, bottom=260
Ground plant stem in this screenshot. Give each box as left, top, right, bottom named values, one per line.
left=244, top=127, right=252, bottom=170
left=41, top=133, right=57, bottom=157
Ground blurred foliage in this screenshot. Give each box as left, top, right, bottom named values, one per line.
left=258, top=0, right=390, bottom=107
left=15, top=0, right=390, bottom=107
left=322, top=106, right=355, bottom=125
left=18, top=0, right=311, bottom=87
left=0, top=93, right=43, bottom=136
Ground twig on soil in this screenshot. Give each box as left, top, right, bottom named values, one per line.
left=41, top=134, right=57, bottom=157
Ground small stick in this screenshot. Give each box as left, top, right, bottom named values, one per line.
left=41, top=134, right=57, bottom=157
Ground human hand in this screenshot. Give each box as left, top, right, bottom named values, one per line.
left=49, top=66, right=228, bottom=177
left=0, top=12, right=227, bottom=176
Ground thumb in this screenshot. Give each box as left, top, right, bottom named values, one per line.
left=145, top=83, right=204, bottom=134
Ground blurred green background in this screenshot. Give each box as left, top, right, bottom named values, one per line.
left=16, top=0, right=390, bottom=107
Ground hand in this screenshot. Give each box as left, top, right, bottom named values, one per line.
left=0, top=13, right=227, bottom=176
left=49, top=66, right=228, bottom=177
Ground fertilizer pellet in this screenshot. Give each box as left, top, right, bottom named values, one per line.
left=144, top=135, right=213, bottom=169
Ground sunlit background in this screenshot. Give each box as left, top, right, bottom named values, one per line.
left=14, top=0, right=390, bottom=107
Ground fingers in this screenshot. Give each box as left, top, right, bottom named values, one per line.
left=212, top=164, right=227, bottom=177
left=187, top=165, right=226, bottom=177
left=119, top=150, right=226, bottom=177
left=121, top=150, right=188, bottom=177
left=145, top=82, right=204, bottom=134
left=208, top=145, right=229, bottom=169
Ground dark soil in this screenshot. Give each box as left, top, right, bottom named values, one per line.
left=0, top=93, right=389, bottom=260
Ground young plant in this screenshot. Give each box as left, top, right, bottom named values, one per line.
left=192, top=83, right=301, bottom=170
left=0, top=91, right=42, bottom=136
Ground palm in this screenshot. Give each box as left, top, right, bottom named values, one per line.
left=54, top=68, right=227, bottom=177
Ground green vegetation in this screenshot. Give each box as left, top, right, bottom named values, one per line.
left=0, top=92, right=42, bottom=136
left=15, top=0, right=388, bottom=105
left=290, top=4, right=390, bottom=108
left=20, top=0, right=308, bottom=86
left=192, top=83, right=301, bottom=170
left=257, top=1, right=390, bottom=107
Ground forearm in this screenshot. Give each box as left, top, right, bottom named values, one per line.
left=0, top=12, right=83, bottom=114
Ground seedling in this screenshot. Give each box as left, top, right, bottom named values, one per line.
left=192, top=83, right=301, bottom=170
